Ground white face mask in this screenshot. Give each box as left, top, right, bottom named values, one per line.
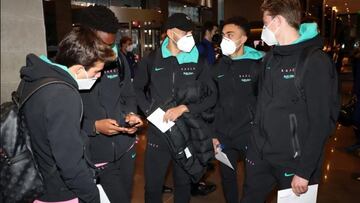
left=261, top=18, right=279, bottom=46
left=173, top=32, right=195, bottom=53
left=76, top=68, right=98, bottom=90
left=220, top=37, right=240, bottom=56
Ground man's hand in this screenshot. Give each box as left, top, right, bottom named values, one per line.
left=291, top=175, right=309, bottom=196
left=95, top=119, right=129, bottom=136
left=163, top=105, right=189, bottom=122
left=121, top=113, right=143, bottom=135
left=125, top=113, right=144, bottom=128
left=212, top=138, right=220, bottom=154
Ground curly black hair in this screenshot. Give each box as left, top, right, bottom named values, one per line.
left=79, top=5, right=120, bottom=34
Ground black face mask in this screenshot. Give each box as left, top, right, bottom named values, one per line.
left=212, top=33, right=222, bottom=45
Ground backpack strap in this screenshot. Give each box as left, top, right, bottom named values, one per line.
left=14, top=78, right=82, bottom=120
left=17, top=78, right=76, bottom=108
left=294, top=46, right=321, bottom=101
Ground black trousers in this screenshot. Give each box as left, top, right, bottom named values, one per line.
left=144, top=133, right=191, bottom=203
left=240, top=147, right=322, bottom=203
left=220, top=147, right=246, bottom=203
left=97, top=147, right=136, bottom=203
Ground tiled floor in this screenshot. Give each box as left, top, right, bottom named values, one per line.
left=131, top=80, right=360, bottom=203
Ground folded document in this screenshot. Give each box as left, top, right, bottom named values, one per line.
left=215, top=148, right=234, bottom=170
left=277, top=184, right=318, bottom=203
left=147, top=108, right=175, bottom=133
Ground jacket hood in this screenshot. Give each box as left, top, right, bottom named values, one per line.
left=272, top=23, right=323, bottom=56
left=20, top=54, right=78, bottom=88
left=161, top=37, right=199, bottom=64
left=232, top=46, right=264, bottom=60
left=293, top=23, right=319, bottom=44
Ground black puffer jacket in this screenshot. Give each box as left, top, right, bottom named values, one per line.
left=161, top=81, right=214, bottom=182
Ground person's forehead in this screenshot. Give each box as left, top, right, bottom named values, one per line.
left=222, top=24, right=241, bottom=34
left=93, top=61, right=104, bottom=69
left=97, top=31, right=116, bottom=45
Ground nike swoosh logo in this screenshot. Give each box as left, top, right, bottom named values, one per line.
left=131, top=153, right=136, bottom=159
left=217, top=74, right=224, bottom=78
left=284, top=173, right=295, bottom=177
left=154, top=67, right=164, bottom=71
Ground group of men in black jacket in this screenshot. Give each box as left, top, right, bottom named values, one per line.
left=20, top=0, right=337, bottom=202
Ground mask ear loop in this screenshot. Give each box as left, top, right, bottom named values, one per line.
left=167, top=31, right=181, bottom=44
left=171, top=31, right=192, bottom=43
left=265, top=16, right=280, bottom=35
left=76, top=67, right=88, bottom=80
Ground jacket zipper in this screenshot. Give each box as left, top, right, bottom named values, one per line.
left=289, top=113, right=301, bottom=159
left=229, top=65, right=236, bottom=122
left=172, top=71, right=175, bottom=97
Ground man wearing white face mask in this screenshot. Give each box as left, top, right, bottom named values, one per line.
left=78, top=5, right=143, bottom=203
left=134, top=13, right=217, bottom=203
left=19, top=27, right=116, bottom=203
left=241, top=0, right=338, bottom=202
left=120, top=36, right=137, bottom=79
left=211, top=16, right=263, bottom=203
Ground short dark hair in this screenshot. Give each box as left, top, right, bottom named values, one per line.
left=261, top=0, right=302, bottom=30
left=223, top=16, right=250, bottom=36
left=79, top=5, right=120, bottom=34
left=202, top=21, right=217, bottom=36
left=120, top=36, right=132, bottom=48
left=55, top=26, right=115, bottom=70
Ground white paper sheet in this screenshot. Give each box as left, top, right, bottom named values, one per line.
left=147, top=108, right=175, bottom=133
left=277, top=184, right=318, bottom=203
left=97, top=184, right=110, bottom=203
left=215, top=149, right=234, bottom=170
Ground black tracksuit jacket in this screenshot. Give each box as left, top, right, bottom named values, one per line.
left=20, top=54, right=99, bottom=202
left=212, top=56, right=261, bottom=149
left=252, top=35, right=334, bottom=180
left=80, top=52, right=137, bottom=163
left=133, top=49, right=217, bottom=145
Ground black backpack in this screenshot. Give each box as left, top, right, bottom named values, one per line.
left=0, top=78, right=75, bottom=202
left=294, top=46, right=341, bottom=135
left=262, top=46, right=341, bottom=135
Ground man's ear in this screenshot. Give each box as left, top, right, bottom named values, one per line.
left=242, top=35, right=248, bottom=45
left=277, top=15, right=286, bottom=27
left=68, top=64, right=84, bottom=76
